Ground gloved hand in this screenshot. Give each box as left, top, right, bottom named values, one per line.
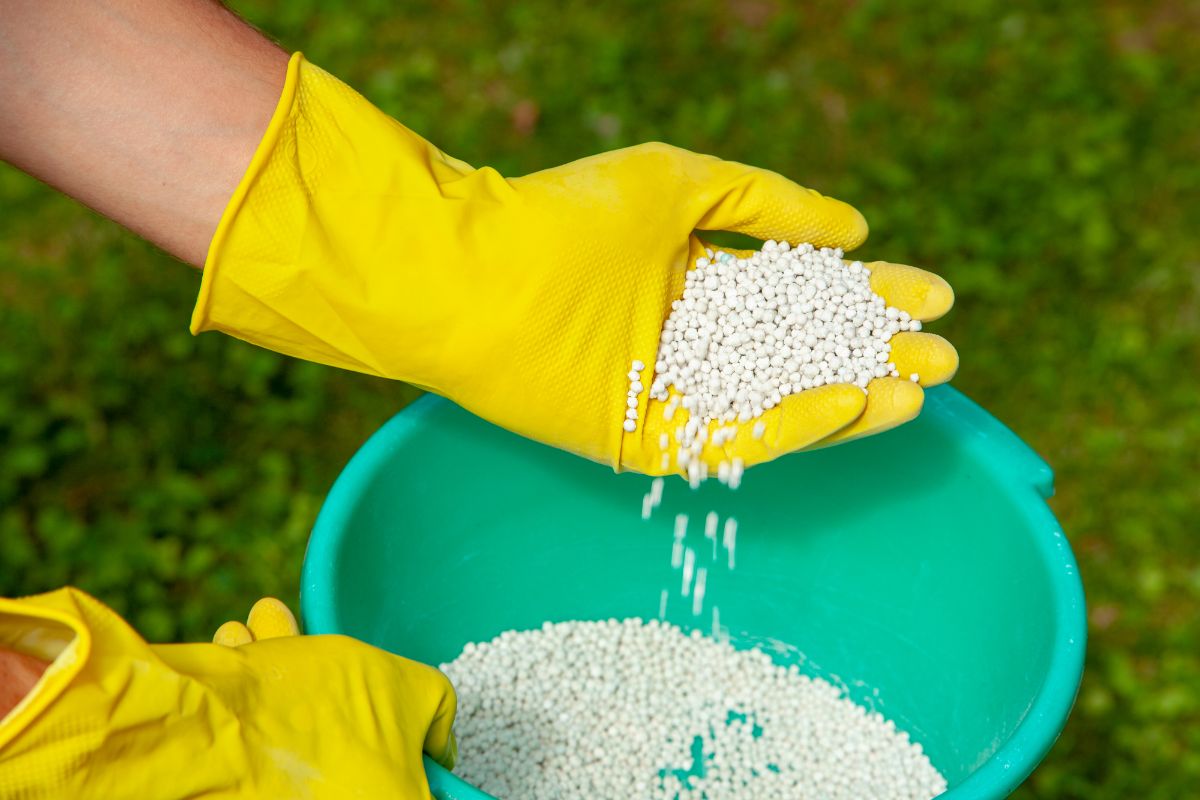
left=194, top=53, right=957, bottom=475
left=0, top=588, right=456, bottom=799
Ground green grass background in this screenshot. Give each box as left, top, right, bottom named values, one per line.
left=1, top=0, right=1196, bottom=795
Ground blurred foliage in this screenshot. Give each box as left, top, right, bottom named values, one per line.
left=1, top=0, right=1197, bottom=795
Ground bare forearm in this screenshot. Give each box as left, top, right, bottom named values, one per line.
left=0, top=0, right=287, bottom=266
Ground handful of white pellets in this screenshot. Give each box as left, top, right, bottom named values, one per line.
left=443, top=619, right=947, bottom=799
left=623, top=241, right=923, bottom=485
left=627, top=241, right=919, bottom=428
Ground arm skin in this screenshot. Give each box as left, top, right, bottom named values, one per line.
left=0, top=648, right=49, bottom=720
left=0, top=0, right=288, bottom=267
left=0, top=0, right=283, bottom=715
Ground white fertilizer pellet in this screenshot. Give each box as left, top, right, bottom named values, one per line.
left=728, top=457, right=744, bottom=490
left=682, top=548, right=696, bottom=596
left=723, top=518, right=738, bottom=570
left=691, top=568, right=707, bottom=615
left=442, top=620, right=947, bottom=800
left=675, top=513, right=689, bottom=539
left=650, top=478, right=665, bottom=507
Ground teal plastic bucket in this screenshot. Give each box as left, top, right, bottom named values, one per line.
left=301, top=386, right=1085, bottom=799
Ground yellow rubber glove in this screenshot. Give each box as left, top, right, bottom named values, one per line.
left=194, top=53, right=956, bottom=475
left=0, top=588, right=456, bottom=799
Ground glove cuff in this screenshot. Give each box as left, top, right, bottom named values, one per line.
left=189, top=52, right=475, bottom=382
left=0, top=589, right=91, bottom=755
left=190, top=51, right=309, bottom=355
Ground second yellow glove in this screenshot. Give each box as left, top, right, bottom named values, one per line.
left=0, top=588, right=455, bottom=799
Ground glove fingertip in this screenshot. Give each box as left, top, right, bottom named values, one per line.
left=921, top=276, right=955, bottom=321
left=866, top=262, right=955, bottom=321
left=247, top=598, right=300, bottom=640
left=213, top=620, right=254, bottom=647
left=773, top=383, right=867, bottom=452
left=836, top=200, right=870, bottom=251
left=765, top=192, right=868, bottom=253
left=809, top=377, right=925, bottom=449
left=888, top=333, right=959, bottom=387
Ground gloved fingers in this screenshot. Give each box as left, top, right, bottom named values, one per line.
left=687, top=155, right=868, bottom=252
left=866, top=261, right=955, bottom=321
left=213, top=598, right=300, bottom=646
left=213, top=621, right=254, bottom=647
left=886, top=332, right=959, bottom=387
left=699, top=383, right=867, bottom=471
left=246, top=598, right=300, bottom=640
left=806, top=377, right=925, bottom=449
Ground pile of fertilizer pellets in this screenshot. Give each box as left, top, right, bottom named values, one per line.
left=442, top=619, right=947, bottom=800
left=626, top=241, right=923, bottom=488
left=648, top=241, right=920, bottom=425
